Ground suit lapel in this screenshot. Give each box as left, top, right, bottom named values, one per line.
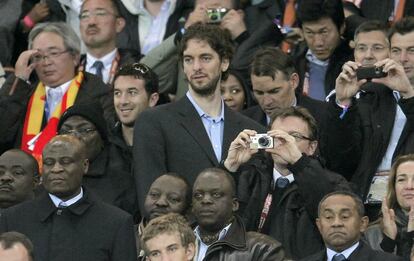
left=176, top=97, right=219, bottom=165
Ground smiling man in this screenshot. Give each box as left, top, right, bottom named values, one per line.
left=0, top=135, right=137, bottom=261
left=133, top=23, right=264, bottom=213
left=0, top=22, right=113, bottom=158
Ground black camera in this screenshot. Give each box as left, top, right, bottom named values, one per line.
left=206, top=8, right=228, bottom=23
left=356, top=66, right=388, bottom=80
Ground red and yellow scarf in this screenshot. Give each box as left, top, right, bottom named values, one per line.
left=21, top=72, right=84, bottom=167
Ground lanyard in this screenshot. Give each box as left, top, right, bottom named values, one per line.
left=78, top=51, right=120, bottom=85
left=257, top=180, right=274, bottom=232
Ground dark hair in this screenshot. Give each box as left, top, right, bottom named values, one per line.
left=298, top=0, right=344, bottom=31
left=354, top=20, right=389, bottom=43
left=250, top=47, right=297, bottom=80
left=197, top=168, right=237, bottom=198
left=224, top=68, right=254, bottom=109
left=389, top=16, right=414, bottom=40
left=0, top=232, right=34, bottom=261
left=114, top=63, right=159, bottom=95
left=162, top=173, right=192, bottom=209
left=269, top=106, right=319, bottom=141
left=318, top=191, right=365, bottom=217
left=1, top=149, right=39, bottom=178
left=178, top=23, right=234, bottom=79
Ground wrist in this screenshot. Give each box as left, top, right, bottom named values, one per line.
left=400, top=89, right=414, bottom=99
left=224, top=159, right=239, bottom=173
left=23, top=15, right=35, bottom=28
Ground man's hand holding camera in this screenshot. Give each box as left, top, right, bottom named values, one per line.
left=335, top=61, right=366, bottom=106
left=371, top=58, right=414, bottom=99
left=266, top=129, right=303, bottom=165
left=224, top=129, right=258, bottom=172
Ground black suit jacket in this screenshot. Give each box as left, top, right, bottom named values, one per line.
left=300, top=241, right=402, bottom=261
left=242, top=93, right=328, bottom=128
left=0, top=189, right=137, bottom=261
left=133, top=95, right=265, bottom=212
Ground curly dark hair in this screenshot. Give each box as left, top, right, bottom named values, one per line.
left=178, top=23, right=234, bottom=79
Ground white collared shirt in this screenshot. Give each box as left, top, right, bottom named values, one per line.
left=49, top=187, right=84, bottom=208
left=194, top=224, right=231, bottom=261
left=86, top=48, right=117, bottom=83
left=273, top=167, right=294, bottom=188
left=326, top=242, right=359, bottom=261
left=45, top=79, right=72, bottom=120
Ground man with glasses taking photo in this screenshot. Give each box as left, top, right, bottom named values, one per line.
left=0, top=22, right=113, bottom=160
left=223, top=106, right=350, bottom=260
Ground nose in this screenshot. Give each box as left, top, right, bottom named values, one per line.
left=222, top=90, right=232, bottom=101
left=119, top=93, right=129, bottom=105
left=192, top=58, right=202, bottom=72
left=262, top=95, right=273, bottom=107
left=155, top=195, right=168, bottom=207
left=51, top=162, right=64, bottom=173
left=400, top=50, right=409, bottom=64
left=313, top=33, right=324, bottom=46
left=201, top=194, right=213, bottom=204
left=405, top=178, right=414, bottom=190
left=0, top=171, right=13, bottom=182
left=332, top=216, right=344, bottom=227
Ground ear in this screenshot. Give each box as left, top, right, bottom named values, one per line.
left=221, top=58, right=230, bottom=73
left=72, top=53, right=80, bottom=67
left=232, top=198, right=239, bottom=212
left=82, top=158, right=89, bottom=175
left=307, top=140, right=318, bottom=156
left=115, top=17, right=126, bottom=33
left=316, top=218, right=322, bottom=233
left=289, top=72, right=300, bottom=91
left=148, top=93, right=159, bottom=107
left=359, top=216, right=369, bottom=233
left=185, top=243, right=196, bottom=261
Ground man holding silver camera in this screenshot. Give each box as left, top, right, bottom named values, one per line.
left=223, top=106, right=349, bottom=260
left=322, top=19, right=414, bottom=221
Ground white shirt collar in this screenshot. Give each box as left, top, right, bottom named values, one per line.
left=273, top=167, right=294, bottom=187
left=326, top=241, right=359, bottom=261
left=49, top=187, right=84, bottom=208
left=86, top=48, right=117, bottom=72
left=306, top=49, right=329, bottom=67
left=45, top=78, right=72, bottom=94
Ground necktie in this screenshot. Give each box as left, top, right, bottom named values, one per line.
left=332, top=253, right=347, bottom=261
left=281, top=0, right=296, bottom=53
left=276, top=177, right=290, bottom=188
left=93, top=60, right=104, bottom=80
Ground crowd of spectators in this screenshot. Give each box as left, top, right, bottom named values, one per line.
left=1, top=0, right=414, bottom=260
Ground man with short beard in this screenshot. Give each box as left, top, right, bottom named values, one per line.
left=133, top=23, right=264, bottom=213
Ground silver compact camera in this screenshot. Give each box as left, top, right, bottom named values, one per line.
left=206, top=8, right=228, bottom=23
left=250, top=134, right=274, bottom=149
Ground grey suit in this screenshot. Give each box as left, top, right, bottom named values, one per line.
left=133, top=95, right=265, bottom=212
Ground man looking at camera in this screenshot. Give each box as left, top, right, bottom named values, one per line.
left=223, top=106, right=349, bottom=259
left=321, top=19, right=414, bottom=220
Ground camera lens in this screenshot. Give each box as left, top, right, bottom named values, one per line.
left=210, top=14, right=218, bottom=21
left=258, top=136, right=270, bottom=147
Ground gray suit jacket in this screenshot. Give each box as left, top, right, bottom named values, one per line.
left=133, top=95, right=265, bottom=212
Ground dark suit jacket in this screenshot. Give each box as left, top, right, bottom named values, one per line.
left=0, top=189, right=137, bottom=261
left=300, top=241, right=402, bottom=261
left=133, top=95, right=265, bottom=212
left=242, top=93, right=328, bottom=128
left=0, top=72, right=114, bottom=154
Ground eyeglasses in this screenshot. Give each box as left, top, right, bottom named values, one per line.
left=59, top=128, right=96, bottom=136
left=118, top=63, right=151, bottom=78
left=288, top=132, right=313, bottom=142
left=31, top=50, right=70, bottom=63
left=79, top=9, right=117, bottom=20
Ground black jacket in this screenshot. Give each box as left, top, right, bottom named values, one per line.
left=300, top=241, right=402, bottom=261
left=199, top=215, right=286, bottom=261
left=321, top=83, right=414, bottom=198
left=0, top=189, right=137, bottom=261
left=236, top=154, right=350, bottom=259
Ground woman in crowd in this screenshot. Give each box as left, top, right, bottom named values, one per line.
left=365, top=154, right=414, bottom=260
left=220, top=69, right=253, bottom=112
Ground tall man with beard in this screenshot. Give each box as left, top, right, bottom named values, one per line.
left=133, top=23, right=265, bottom=213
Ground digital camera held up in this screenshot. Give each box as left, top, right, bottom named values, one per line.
left=206, top=8, right=228, bottom=23
left=250, top=134, right=274, bottom=149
